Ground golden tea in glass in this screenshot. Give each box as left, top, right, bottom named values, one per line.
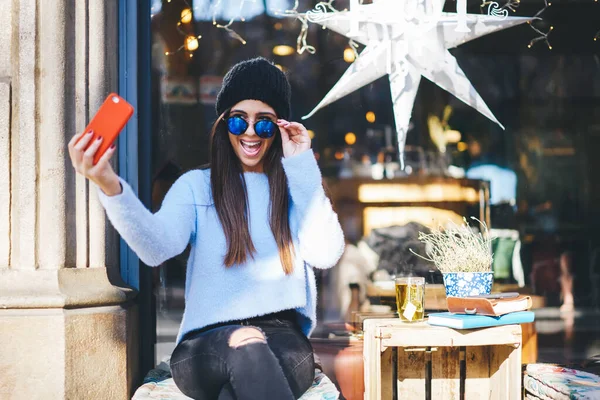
left=395, top=277, right=425, bottom=322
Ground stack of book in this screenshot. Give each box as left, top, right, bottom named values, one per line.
left=427, top=292, right=535, bottom=329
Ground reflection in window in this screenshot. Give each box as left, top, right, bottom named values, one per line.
left=192, top=0, right=295, bottom=21
left=152, top=0, right=298, bottom=21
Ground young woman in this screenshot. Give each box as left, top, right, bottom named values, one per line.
left=68, top=57, right=345, bottom=399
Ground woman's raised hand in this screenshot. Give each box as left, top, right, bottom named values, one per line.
left=67, top=131, right=122, bottom=196
left=277, top=120, right=311, bottom=159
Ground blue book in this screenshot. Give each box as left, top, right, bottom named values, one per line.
left=427, top=311, right=535, bottom=329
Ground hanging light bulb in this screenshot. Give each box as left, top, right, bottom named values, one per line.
left=272, top=45, right=295, bottom=56
left=445, top=130, right=462, bottom=143
left=343, top=47, right=355, bottom=63
left=185, top=35, right=200, bottom=51
left=345, top=132, right=357, bottom=145
left=180, top=8, right=192, bottom=24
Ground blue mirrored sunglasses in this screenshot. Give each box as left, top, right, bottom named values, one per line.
left=226, top=115, right=278, bottom=139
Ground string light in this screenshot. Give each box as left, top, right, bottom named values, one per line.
left=164, top=0, right=254, bottom=54
left=596, top=0, right=599, bottom=41
left=162, top=0, right=202, bottom=56
left=347, top=0, right=364, bottom=57
left=278, top=0, right=338, bottom=55
left=164, top=33, right=202, bottom=55
left=527, top=24, right=553, bottom=50
left=480, top=0, right=520, bottom=13
left=162, top=0, right=252, bottom=53
left=526, top=0, right=553, bottom=49
left=347, top=39, right=359, bottom=62
left=295, top=16, right=316, bottom=54
left=480, top=0, right=553, bottom=50
left=287, top=0, right=301, bottom=14
left=161, top=0, right=598, bottom=56
left=282, top=0, right=358, bottom=58
left=278, top=0, right=315, bottom=54
left=212, top=0, right=249, bottom=44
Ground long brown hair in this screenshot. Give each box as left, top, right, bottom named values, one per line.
left=209, top=111, right=295, bottom=274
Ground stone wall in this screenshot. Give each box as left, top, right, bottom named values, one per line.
left=0, top=1, right=138, bottom=398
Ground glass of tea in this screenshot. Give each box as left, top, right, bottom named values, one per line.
left=395, top=277, right=425, bottom=322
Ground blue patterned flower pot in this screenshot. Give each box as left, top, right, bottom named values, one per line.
left=442, top=272, right=493, bottom=297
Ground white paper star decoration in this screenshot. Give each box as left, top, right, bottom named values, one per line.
left=298, top=0, right=531, bottom=167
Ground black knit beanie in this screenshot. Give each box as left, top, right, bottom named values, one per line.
left=215, top=57, right=291, bottom=120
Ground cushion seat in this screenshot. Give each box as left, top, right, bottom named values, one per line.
left=523, top=363, right=600, bottom=399
left=132, top=360, right=339, bottom=400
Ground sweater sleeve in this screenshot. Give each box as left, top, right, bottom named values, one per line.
left=97, top=173, right=197, bottom=267
left=282, top=150, right=345, bottom=269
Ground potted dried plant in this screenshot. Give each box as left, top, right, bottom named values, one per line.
left=411, top=217, right=494, bottom=297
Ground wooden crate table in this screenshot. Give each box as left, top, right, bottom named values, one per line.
left=363, top=319, right=522, bottom=400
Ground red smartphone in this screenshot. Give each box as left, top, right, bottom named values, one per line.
left=77, top=93, right=134, bottom=165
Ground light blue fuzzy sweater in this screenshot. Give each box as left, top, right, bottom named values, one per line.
left=98, top=150, right=345, bottom=343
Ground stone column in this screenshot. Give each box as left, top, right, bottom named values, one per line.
left=0, top=1, right=138, bottom=399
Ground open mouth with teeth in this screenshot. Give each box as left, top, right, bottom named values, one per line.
left=240, top=139, right=263, bottom=157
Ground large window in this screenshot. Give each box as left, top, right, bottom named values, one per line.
left=149, top=0, right=600, bottom=371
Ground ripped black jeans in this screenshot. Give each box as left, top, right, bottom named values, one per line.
left=170, top=310, right=315, bottom=400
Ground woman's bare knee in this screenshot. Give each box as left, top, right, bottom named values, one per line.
left=228, top=327, right=266, bottom=348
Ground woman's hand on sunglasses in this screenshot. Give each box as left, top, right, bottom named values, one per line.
left=277, top=119, right=311, bottom=158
